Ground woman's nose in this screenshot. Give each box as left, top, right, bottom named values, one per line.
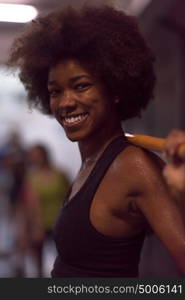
left=59, top=90, right=76, bottom=107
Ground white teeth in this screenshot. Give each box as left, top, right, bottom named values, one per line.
left=64, top=114, right=87, bottom=124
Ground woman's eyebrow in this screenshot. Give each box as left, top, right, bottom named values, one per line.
left=69, top=75, right=91, bottom=84
left=48, top=75, right=91, bottom=85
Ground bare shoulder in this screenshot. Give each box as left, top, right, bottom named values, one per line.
left=113, top=145, right=165, bottom=184
left=112, top=145, right=175, bottom=214
left=105, top=144, right=171, bottom=209
left=123, top=144, right=163, bottom=165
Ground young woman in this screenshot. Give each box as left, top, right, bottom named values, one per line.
left=8, top=5, right=185, bottom=277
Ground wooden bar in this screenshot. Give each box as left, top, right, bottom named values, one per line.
left=125, top=133, right=185, bottom=160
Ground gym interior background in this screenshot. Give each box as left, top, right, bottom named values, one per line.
left=0, top=0, right=184, bottom=277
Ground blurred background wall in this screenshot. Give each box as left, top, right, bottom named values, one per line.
left=124, top=0, right=185, bottom=137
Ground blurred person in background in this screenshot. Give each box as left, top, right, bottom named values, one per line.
left=8, top=5, right=185, bottom=277
left=18, top=143, right=70, bottom=277
left=0, top=131, right=26, bottom=276
left=0, top=131, right=26, bottom=214
left=3, top=132, right=26, bottom=215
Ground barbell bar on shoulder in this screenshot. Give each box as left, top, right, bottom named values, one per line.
left=125, top=133, right=185, bottom=161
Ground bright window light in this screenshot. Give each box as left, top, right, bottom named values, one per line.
left=0, top=3, right=38, bottom=23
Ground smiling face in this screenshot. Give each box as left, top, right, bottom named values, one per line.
left=48, top=59, right=120, bottom=142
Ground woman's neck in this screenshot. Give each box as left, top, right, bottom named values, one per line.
left=78, top=124, right=124, bottom=163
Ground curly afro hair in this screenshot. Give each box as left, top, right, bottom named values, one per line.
left=8, top=5, right=156, bottom=121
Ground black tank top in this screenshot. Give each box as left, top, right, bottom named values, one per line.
left=51, top=136, right=145, bottom=277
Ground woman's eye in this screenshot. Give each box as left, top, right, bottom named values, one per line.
left=48, top=90, right=60, bottom=97
left=75, top=82, right=92, bottom=91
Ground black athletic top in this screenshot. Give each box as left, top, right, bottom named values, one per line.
left=51, top=136, right=145, bottom=277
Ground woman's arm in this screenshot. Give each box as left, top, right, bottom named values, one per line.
left=126, top=147, right=185, bottom=274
